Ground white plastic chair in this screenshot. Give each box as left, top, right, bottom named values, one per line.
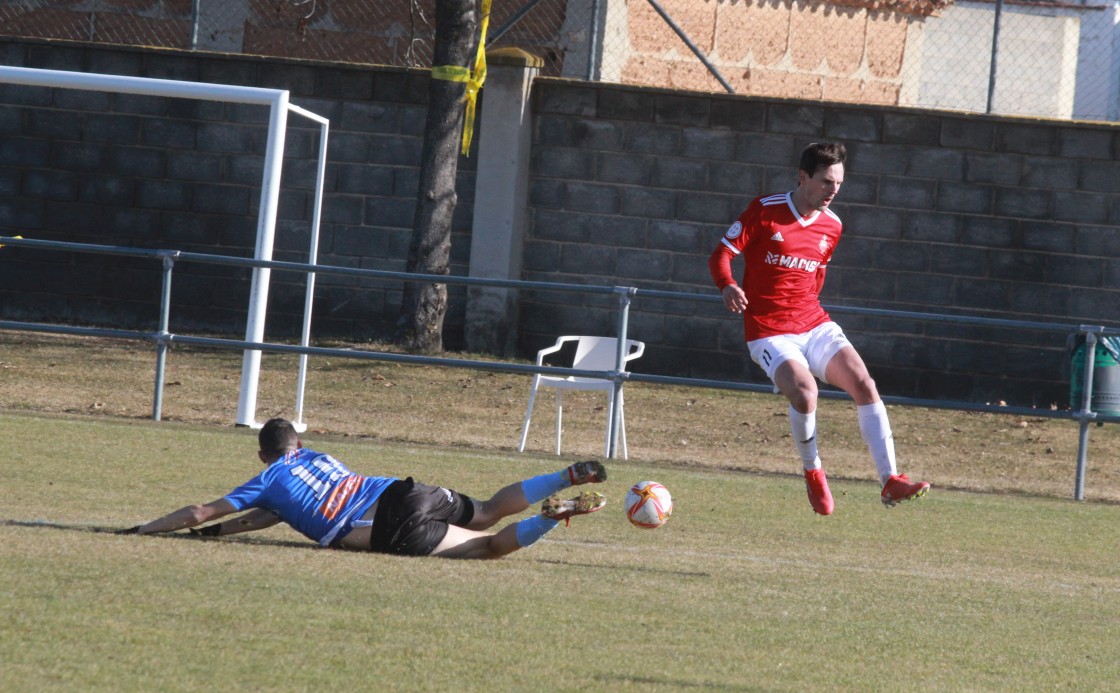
left=517, top=335, right=645, bottom=459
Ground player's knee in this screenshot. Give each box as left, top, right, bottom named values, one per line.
left=842, top=380, right=878, bottom=407
left=850, top=375, right=879, bottom=404
left=787, top=386, right=817, bottom=413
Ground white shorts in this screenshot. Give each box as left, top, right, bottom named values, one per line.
left=747, top=321, right=852, bottom=385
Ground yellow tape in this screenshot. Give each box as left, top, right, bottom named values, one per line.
left=428, top=0, right=490, bottom=156
left=0, top=234, right=22, bottom=249
left=431, top=65, right=469, bottom=83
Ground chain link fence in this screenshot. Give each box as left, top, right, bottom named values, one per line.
left=0, top=0, right=1117, bottom=121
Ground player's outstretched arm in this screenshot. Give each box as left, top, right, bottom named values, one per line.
left=118, top=498, right=237, bottom=535
left=194, top=508, right=281, bottom=537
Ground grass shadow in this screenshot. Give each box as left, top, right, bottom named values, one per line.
left=1, top=518, right=314, bottom=550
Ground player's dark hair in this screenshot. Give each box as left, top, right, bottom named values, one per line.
left=259, top=418, right=300, bottom=460
left=799, top=142, right=847, bottom=177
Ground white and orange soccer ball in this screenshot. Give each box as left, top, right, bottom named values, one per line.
left=624, top=481, right=673, bottom=529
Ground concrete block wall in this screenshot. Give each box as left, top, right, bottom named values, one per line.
left=0, top=40, right=476, bottom=344
left=520, top=80, right=1120, bottom=406
left=2, top=41, right=1119, bottom=407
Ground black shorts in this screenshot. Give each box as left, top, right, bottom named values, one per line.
left=368, top=478, right=475, bottom=556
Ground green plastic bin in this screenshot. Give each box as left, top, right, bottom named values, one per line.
left=1069, top=335, right=1120, bottom=415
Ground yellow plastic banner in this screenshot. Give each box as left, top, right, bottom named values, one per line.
left=430, top=0, right=490, bottom=156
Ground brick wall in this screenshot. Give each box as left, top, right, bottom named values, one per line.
left=2, top=41, right=1118, bottom=407
left=615, top=0, right=922, bottom=104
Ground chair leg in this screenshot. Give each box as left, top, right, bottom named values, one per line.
left=518, top=378, right=540, bottom=453
left=619, top=389, right=628, bottom=460
left=603, top=394, right=613, bottom=459
left=604, top=389, right=628, bottom=460
left=554, top=390, right=564, bottom=455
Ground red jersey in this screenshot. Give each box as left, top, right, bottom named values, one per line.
left=709, top=192, right=842, bottom=341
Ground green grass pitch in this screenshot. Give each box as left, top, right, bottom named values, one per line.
left=2, top=413, right=1118, bottom=691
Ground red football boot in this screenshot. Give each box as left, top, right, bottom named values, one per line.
left=804, top=468, right=834, bottom=515
left=880, top=474, right=930, bottom=508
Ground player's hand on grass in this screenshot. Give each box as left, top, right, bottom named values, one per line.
left=188, top=524, right=221, bottom=537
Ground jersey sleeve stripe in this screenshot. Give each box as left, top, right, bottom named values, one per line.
left=720, top=237, right=741, bottom=254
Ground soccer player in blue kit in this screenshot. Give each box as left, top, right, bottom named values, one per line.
left=119, top=418, right=607, bottom=559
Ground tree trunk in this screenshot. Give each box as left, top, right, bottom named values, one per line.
left=394, top=0, right=478, bottom=353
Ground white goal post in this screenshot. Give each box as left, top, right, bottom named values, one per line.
left=0, top=65, right=329, bottom=431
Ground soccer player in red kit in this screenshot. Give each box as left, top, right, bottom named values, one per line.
left=709, top=141, right=929, bottom=514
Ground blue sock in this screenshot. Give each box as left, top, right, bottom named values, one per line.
left=515, top=515, right=559, bottom=547
left=520, top=470, right=568, bottom=504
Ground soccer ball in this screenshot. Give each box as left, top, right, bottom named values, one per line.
left=625, top=481, right=672, bottom=529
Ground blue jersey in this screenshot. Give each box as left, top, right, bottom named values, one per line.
left=224, top=448, right=396, bottom=547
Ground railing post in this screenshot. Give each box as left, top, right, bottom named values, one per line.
left=608, top=287, right=636, bottom=459
left=1073, top=325, right=1102, bottom=500
left=152, top=251, right=178, bottom=421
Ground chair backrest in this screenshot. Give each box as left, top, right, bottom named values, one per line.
left=571, top=336, right=644, bottom=371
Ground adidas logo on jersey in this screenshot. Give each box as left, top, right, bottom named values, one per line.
left=770, top=231, right=784, bottom=242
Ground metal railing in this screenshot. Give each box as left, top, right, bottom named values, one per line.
left=1, top=235, right=1117, bottom=500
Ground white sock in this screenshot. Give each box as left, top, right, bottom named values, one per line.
left=857, top=401, right=896, bottom=485
left=789, top=405, right=821, bottom=471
